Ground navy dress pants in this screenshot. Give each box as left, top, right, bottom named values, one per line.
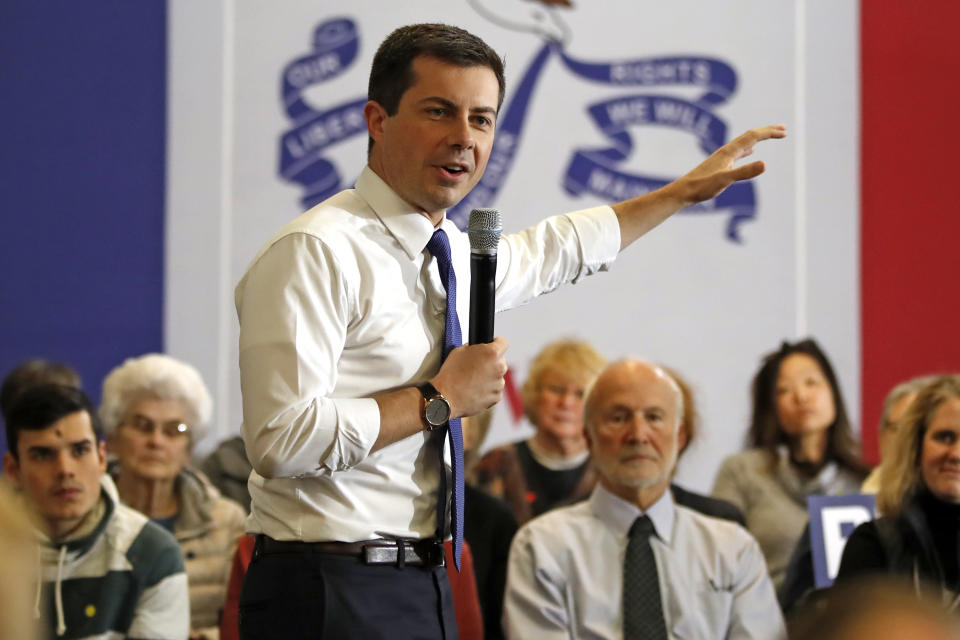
left=238, top=544, right=458, bottom=640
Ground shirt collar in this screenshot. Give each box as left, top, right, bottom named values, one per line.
left=589, top=482, right=676, bottom=544
left=355, top=166, right=446, bottom=260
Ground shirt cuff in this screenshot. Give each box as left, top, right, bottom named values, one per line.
left=564, top=205, right=620, bottom=279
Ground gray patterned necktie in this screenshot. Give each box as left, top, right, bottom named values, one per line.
left=623, top=515, right=667, bottom=640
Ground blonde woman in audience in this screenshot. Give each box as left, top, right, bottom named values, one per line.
left=472, top=338, right=605, bottom=523
left=712, top=338, right=867, bottom=588
left=837, top=375, right=960, bottom=602
left=102, top=354, right=246, bottom=640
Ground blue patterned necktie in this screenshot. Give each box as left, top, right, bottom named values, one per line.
left=623, top=515, right=667, bottom=639
left=425, top=228, right=465, bottom=571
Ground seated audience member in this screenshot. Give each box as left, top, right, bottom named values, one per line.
left=464, top=410, right=520, bottom=640
left=1, top=358, right=82, bottom=420
left=201, top=435, right=252, bottom=513
left=862, top=376, right=937, bottom=494
left=2, top=385, right=188, bottom=639
left=662, top=365, right=746, bottom=525
left=504, top=359, right=785, bottom=639
left=0, top=477, right=41, bottom=640
left=712, top=338, right=867, bottom=588
left=473, top=339, right=606, bottom=523
left=788, top=576, right=960, bottom=640
left=836, top=375, right=960, bottom=599
left=101, top=354, right=246, bottom=640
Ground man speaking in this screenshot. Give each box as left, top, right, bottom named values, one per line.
left=235, top=22, right=784, bottom=639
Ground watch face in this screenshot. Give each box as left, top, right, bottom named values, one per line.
left=425, top=398, right=451, bottom=426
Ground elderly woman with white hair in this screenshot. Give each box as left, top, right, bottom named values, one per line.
left=101, top=354, right=245, bottom=640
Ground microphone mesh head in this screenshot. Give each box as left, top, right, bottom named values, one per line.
left=467, top=208, right=502, bottom=254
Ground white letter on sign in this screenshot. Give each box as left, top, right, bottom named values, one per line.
left=822, top=505, right=873, bottom=579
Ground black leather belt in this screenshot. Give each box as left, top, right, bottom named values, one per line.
left=254, top=534, right=446, bottom=567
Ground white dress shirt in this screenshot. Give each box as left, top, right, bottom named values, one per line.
left=503, top=484, right=786, bottom=640
left=235, top=166, right=620, bottom=542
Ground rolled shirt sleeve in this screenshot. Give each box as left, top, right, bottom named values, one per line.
left=238, top=233, right=380, bottom=478
left=494, top=206, right=620, bottom=310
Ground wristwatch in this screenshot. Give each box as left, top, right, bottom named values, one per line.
left=417, top=382, right=451, bottom=430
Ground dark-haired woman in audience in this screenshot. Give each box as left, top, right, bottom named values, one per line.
left=836, top=375, right=960, bottom=607
left=101, top=354, right=246, bottom=640
left=712, top=338, right=867, bottom=588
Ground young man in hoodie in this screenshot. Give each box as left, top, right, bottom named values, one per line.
left=2, top=384, right=189, bottom=640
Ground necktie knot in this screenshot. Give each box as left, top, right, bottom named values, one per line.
left=427, top=228, right=452, bottom=264
left=425, top=227, right=462, bottom=358
left=629, top=515, right=656, bottom=540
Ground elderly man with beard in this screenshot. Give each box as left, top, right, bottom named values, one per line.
left=503, top=359, right=784, bottom=639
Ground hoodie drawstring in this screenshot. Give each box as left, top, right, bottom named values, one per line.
left=33, top=545, right=43, bottom=620
left=55, top=544, right=67, bottom=636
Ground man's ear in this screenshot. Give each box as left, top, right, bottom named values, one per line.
left=3, top=451, right=22, bottom=489
left=96, top=440, right=107, bottom=474
left=583, top=425, right=594, bottom=454
left=677, top=423, right=689, bottom=453
left=364, top=100, right=388, bottom=144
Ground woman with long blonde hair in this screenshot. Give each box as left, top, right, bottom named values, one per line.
left=837, top=375, right=960, bottom=606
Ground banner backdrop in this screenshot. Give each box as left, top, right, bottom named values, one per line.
left=167, top=0, right=858, bottom=491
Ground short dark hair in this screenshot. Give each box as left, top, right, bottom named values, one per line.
left=367, top=23, right=506, bottom=154
left=1, top=359, right=82, bottom=421
left=748, top=338, right=867, bottom=475
left=5, top=385, right=103, bottom=459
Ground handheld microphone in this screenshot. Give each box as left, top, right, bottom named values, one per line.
left=467, top=207, right=502, bottom=345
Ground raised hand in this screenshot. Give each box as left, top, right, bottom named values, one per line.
left=677, top=124, right=788, bottom=206
left=611, top=124, right=786, bottom=249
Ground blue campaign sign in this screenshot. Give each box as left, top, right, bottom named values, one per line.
left=808, top=494, right=877, bottom=588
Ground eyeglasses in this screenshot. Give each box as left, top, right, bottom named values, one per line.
left=123, top=414, right=190, bottom=438
left=540, top=383, right=585, bottom=399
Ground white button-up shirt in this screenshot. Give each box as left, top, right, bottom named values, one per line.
left=235, top=166, right=620, bottom=542
left=503, top=485, right=786, bottom=639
